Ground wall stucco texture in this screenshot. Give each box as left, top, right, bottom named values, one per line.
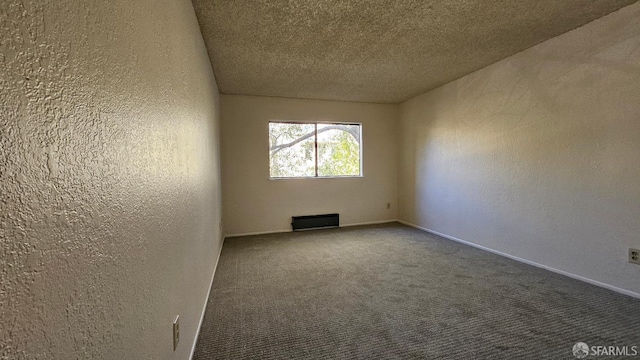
left=398, top=2, right=640, bottom=296
left=1, top=0, right=223, bottom=359
left=220, top=95, right=398, bottom=236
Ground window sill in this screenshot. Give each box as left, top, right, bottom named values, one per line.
left=269, top=175, right=364, bottom=180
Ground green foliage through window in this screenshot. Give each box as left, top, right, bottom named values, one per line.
left=269, top=122, right=361, bottom=178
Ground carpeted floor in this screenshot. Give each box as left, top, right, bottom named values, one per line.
left=193, top=223, right=640, bottom=359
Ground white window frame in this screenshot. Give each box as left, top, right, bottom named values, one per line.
left=268, top=120, right=363, bottom=180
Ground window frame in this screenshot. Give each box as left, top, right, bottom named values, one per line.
left=268, top=120, right=364, bottom=180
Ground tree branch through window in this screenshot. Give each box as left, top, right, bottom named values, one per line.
left=269, top=122, right=362, bottom=178
left=270, top=125, right=360, bottom=156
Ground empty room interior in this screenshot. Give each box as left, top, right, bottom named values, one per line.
left=2, top=0, right=640, bottom=359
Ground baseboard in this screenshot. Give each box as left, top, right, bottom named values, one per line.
left=342, top=219, right=398, bottom=228
left=225, top=219, right=399, bottom=238
left=225, top=229, right=291, bottom=238
left=189, top=236, right=226, bottom=360
left=397, top=220, right=640, bottom=300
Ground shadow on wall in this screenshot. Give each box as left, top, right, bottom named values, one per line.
left=401, top=4, right=640, bottom=294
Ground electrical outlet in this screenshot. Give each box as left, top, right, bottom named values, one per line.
left=630, top=248, right=640, bottom=265
left=386, top=203, right=391, bottom=209
left=173, top=316, right=180, bottom=351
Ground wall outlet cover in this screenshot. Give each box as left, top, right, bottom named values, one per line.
left=629, top=248, right=640, bottom=265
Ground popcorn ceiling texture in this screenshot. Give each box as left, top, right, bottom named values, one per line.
left=193, top=0, right=638, bottom=104
left=0, top=0, right=223, bottom=359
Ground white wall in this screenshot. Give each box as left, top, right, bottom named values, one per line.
left=1, top=0, right=223, bottom=358
left=221, top=95, right=398, bottom=235
left=398, top=3, right=640, bottom=296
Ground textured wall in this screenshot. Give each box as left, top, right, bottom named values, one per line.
left=220, top=95, right=398, bottom=235
left=0, top=0, right=222, bottom=359
left=398, top=3, right=640, bottom=296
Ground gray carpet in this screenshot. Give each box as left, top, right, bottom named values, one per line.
left=193, top=223, right=640, bottom=359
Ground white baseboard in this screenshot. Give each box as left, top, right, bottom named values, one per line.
left=397, top=220, right=640, bottom=300
left=189, top=236, right=226, bottom=360
left=342, top=219, right=398, bottom=228
left=225, top=229, right=291, bottom=238
left=225, top=219, right=399, bottom=238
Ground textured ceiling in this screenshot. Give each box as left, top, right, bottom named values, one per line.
left=193, top=0, right=637, bottom=104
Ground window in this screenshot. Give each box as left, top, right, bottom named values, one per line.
left=269, top=122, right=362, bottom=178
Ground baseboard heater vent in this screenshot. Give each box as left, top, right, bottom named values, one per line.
left=292, top=213, right=339, bottom=231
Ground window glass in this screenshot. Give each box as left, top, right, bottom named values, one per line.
left=317, top=124, right=361, bottom=177
left=269, top=122, right=361, bottom=178
left=269, top=123, right=316, bottom=178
